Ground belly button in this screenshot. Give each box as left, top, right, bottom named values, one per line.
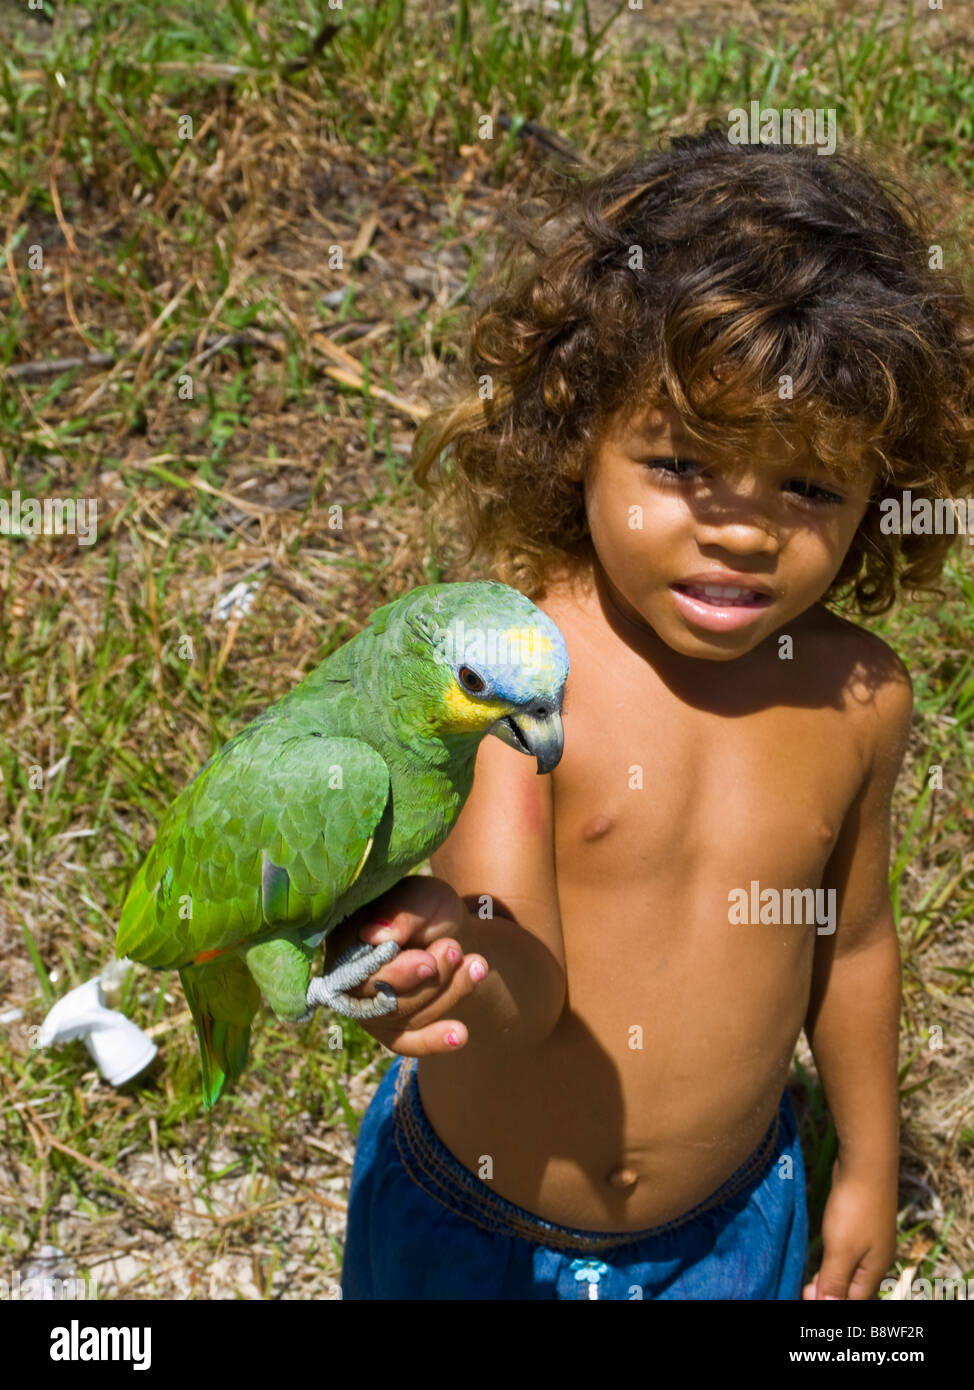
left=607, top=1166, right=638, bottom=1191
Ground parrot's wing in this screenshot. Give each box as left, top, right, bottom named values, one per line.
left=116, top=732, right=390, bottom=968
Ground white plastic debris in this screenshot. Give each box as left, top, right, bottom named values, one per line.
left=97, top=956, right=134, bottom=1009
left=212, top=579, right=260, bottom=623
left=18, top=1245, right=72, bottom=1299
left=37, top=959, right=156, bottom=1086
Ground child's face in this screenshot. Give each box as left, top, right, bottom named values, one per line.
left=584, top=405, right=876, bottom=662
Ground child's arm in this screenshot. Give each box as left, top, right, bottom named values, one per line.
left=427, top=730, right=568, bottom=1052
left=802, top=657, right=913, bottom=1301
left=324, top=732, right=567, bottom=1056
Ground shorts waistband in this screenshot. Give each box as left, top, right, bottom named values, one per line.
left=392, top=1055, right=782, bottom=1254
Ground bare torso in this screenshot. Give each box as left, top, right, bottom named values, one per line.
left=417, top=570, right=875, bottom=1231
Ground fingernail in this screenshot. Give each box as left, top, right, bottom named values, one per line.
left=448, top=948, right=459, bottom=963
left=374, top=927, right=393, bottom=941
left=418, top=964, right=435, bottom=979
left=470, top=961, right=485, bottom=982
left=446, top=1031, right=460, bottom=1046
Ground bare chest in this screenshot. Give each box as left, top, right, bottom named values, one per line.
left=551, top=658, right=867, bottom=958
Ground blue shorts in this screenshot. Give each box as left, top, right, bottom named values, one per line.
left=341, top=1054, right=808, bottom=1300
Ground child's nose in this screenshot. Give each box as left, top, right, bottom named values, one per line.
left=695, top=512, right=781, bottom=557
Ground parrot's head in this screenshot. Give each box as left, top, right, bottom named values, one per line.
left=379, top=582, right=570, bottom=774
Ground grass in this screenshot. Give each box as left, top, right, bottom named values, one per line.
left=0, top=0, right=972, bottom=1299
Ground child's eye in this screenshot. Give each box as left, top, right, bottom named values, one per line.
left=785, top=478, right=845, bottom=506
left=642, top=458, right=845, bottom=506
left=644, top=457, right=704, bottom=480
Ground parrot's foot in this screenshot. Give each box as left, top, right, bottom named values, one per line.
left=303, top=939, right=401, bottom=1021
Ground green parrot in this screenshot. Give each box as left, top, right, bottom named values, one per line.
left=116, top=581, right=569, bottom=1108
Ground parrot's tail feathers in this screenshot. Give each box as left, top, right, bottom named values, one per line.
left=179, top=961, right=259, bottom=1110
left=198, top=1007, right=251, bottom=1111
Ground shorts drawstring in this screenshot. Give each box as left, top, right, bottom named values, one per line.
left=571, top=1258, right=609, bottom=1299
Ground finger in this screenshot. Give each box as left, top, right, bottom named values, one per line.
left=349, top=945, right=449, bottom=997
left=815, top=1253, right=853, bottom=1299
left=354, top=877, right=463, bottom=949
left=846, top=1260, right=885, bottom=1301
left=389, top=947, right=488, bottom=1033
left=364, top=940, right=485, bottom=1027
left=364, top=950, right=488, bottom=1053
left=346, top=938, right=468, bottom=1011
left=370, top=1017, right=471, bottom=1057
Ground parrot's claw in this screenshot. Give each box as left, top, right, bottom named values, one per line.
left=303, top=938, right=401, bottom=1021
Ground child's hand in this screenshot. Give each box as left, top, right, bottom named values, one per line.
left=802, top=1161, right=898, bottom=1300
left=322, top=876, right=488, bottom=1056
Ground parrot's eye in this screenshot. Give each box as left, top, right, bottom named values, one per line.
left=458, top=666, right=486, bottom=694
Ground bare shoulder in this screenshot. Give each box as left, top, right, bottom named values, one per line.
left=803, top=604, right=914, bottom=760
left=805, top=604, right=913, bottom=700
left=530, top=564, right=598, bottom=641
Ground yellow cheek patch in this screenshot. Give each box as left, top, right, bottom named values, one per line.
left=439, top=686, right=511, bottom=734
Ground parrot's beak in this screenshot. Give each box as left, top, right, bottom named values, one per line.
left=489, top=709, right=564, bottom=775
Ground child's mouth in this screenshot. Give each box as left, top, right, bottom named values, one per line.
left=670, top=582, right=774, bottom=632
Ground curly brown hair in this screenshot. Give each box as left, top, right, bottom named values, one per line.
left=412, top=123, right=974, bottom=612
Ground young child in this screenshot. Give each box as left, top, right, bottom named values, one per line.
left=335, top=125, right=974, bottom=1300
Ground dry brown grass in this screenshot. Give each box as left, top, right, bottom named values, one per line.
left=0, top=0, right=971, bottom=1301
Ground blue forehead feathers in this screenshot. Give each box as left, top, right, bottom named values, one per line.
left=412, top=586, right=570, bottom=704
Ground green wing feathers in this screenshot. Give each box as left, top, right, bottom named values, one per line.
left=114, top=580, right=570, bottom=1109
left=179, top=955, right=261, bottom=1109
left=117, top=728, right=390, bottom=1107
left=116, top=731, right=391, bottom=967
